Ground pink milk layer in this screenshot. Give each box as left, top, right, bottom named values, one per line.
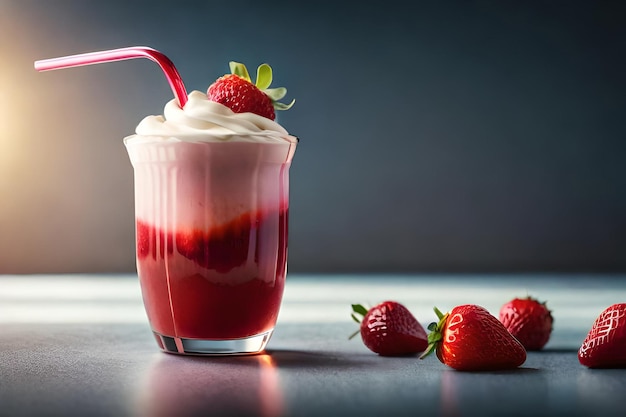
left=125, top=140, right=295, bottom=340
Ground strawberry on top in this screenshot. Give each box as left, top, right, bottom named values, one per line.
left=207, top=62, right=294, bottom=121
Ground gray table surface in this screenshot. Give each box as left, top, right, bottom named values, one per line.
left=1, top=273, right=625, bottom=417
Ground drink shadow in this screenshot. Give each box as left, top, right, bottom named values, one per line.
left=135, top=353, right=282, bottom=417
left=265, top=348, right=374, bottom=369
left=135, top=349, right=368, bottom=417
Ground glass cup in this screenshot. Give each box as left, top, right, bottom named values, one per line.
left=124, top=138, right=296, bottom=355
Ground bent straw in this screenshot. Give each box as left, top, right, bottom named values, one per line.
left=34, top=46, right=188, bottom=108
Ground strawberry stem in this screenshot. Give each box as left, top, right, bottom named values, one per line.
left=349, top=303, right=369, bottom=340
left=420, top=306, right=449, bottom=360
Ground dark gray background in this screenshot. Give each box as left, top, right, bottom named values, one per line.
left=1, top=0, right=625, bottom=274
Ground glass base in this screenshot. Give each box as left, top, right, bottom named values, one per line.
left=152, top=330, right=274, bottom=356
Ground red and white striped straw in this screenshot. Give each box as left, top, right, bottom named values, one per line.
left=34, top=46, right=188, bottom=108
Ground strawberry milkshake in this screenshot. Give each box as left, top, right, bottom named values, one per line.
left=124, top=63, right=297, bottom=355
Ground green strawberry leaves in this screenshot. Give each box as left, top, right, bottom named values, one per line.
left=273, top=99, right=295, bottom=111
left=349, top=303, right=369, bottom=340
left=255, top=64, right=272, bottom=90
left=351, top=304, right=369, bottom=323
left=265, top=87, right=287, bottom=101
left=229, top=61, right=295, bottom=111
left=229, top=62, right=251, bottom=83
left=419, top=306, right=449, bottom=359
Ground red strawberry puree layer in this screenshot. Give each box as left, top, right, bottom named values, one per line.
left=136, top=207, right=288, bottom=340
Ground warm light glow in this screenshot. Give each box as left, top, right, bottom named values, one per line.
left=0, top=30, right=30, bottom=269
left=0, top=5, right=139, bottom=275
left=258, top=354, right=284, bottom=417
left=0, top=84, right=20, bottom=176
left=134, top=342, right=285, bottom=417
left=0, top=5, right=23, bottom=177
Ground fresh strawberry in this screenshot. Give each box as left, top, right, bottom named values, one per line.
left=207, top=61, right=294, bottom=120
left=578, top=303, right=626, bottom=368
left=350, top=301, right=428, bottom=356
left=420, top=305, right=526, bottom=371
left=499, top=296, right=553, bottom=351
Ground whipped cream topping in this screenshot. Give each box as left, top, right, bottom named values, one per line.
left=125, top=91, right=295, bottom=144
